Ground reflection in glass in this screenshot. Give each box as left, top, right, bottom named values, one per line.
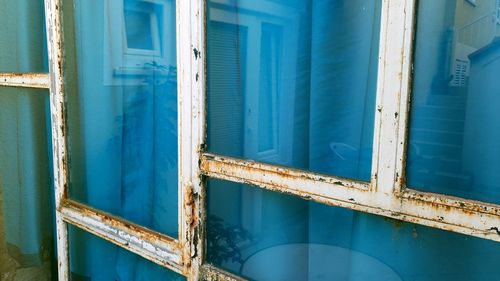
left=64, top=0, right=178, bottom=237
left=206, top=0, right=381, bottom=181
left=0, top=88, right=57, bottom=280
left=124, top=10, right=155, bottom=51
left=69, top=225, right=185, bottom=281
left=408, top=0, right=500, bottom=203
left=207, top=179, right=500, bottom=280
left=0, top=0, right=48, bottom=72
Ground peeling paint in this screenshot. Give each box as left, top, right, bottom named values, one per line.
left=60, top=200, right=183, bottom=273
left=0, top=73, right=50, bottom=89
left=200, top=265, right=247, bottom=281
left=38, top=0, right=500, bottom=280
left=201, top=153, right=500, bottom=243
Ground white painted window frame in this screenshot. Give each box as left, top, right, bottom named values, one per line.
left=0, top=0, right=498, bottom=280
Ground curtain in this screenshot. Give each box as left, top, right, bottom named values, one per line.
left=65, top=0, right=181, bottom=279
left=0, top=0, right=55, bottom=279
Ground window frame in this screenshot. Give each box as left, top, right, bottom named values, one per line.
left=0, top=0, right=498, bottom=280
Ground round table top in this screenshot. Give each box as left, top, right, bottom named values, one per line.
left=241, top=243, right=402, bottom=281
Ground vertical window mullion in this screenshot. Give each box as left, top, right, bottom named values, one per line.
left=372, top=0, right=415, bottom=201
left=44, top=0, right=70, bottom=279
left=178, top=0, right=206, bottom=280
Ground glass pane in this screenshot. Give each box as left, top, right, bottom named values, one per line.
left=207, top=178, right=500, bottom=280
left=408, top=0, right=500, bottom=204
left=0, top=88, right=57, bottom=280
left=0, top=0, right=48, bottom=72
left=206, top=0, right=381, bottom=181
left=69, top=226, right=185, bottom=281
left=124, top=11, right=155, bottom=50
left=63, top=0, right=178, bottom=237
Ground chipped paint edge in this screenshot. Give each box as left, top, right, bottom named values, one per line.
left=60, top=200, right=184, bottom=274
left=178, top=0, right=207, bottom=279
left=42, top=0, right=500, bottom=280
left=44, top=0, right=70, bottom=279
left=201, top=153, right=500, bottom=242
left=0, top=73, right=50, bottom=89
left=200, top=265, right=247, bottom=281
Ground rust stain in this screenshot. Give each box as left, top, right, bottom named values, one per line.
left=201, top=153, right=500, bottom=243
left=200, top=265, right=247, bottom=281
left=61, top=199, right=179, bottom=246
left=201, top=153, right=367, bottom=192
left=403, top=189, right=500, bottom=216
left=0, top=73, right=50, bottom=89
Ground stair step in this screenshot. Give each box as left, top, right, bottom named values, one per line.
left=412, top=105, right=466, bottom=120
left=409, top=128, right=464, bottom=146
left=408, top=141, right=462, bottom=161
left=425, top=94, right=467, bottom=107
left=407, top=169, right=472, bottom=190
left=408, top=156, right=462, bottom=173
left=410, top=117, right=465, bottom=133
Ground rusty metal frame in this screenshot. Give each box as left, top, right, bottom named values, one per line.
left=198, top=0, right=500, bottom=256
left=44, top=0, right=70, bottom=279
left=27, top=0, right=500, bottom=280
left=197, top=0, right=500, bottom=280
left=42, top=0, right=196, bottom=280
left=0, top=73, right=50, bottom=88
left=60, top=200, right=183, bottom=272
left=177, top=0, right=206, bottom=279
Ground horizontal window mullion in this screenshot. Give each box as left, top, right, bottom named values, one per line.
left=0, top=73, right=50, bottom=89
left=201, top=153, right=370, bottom=192
left=200, top=264, right=248, bottom=281
left=59, top=199, right=184, bottom=273
left=201, top=153, right=500, bottom=242
left=402, top=188, right=500, bottom=217
left=399, top=193, right=500, bottom=242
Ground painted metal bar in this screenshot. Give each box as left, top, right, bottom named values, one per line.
left=178, top=0, right=207, bottom=279
left=0, top=73, right=50, bottom=89
left=200, top=265, right=247, bottom=281
left=190, top=0, right=207, bottom=278
left=60, top=200, right=184, bottom=274
left=44, top=0, right=70, bottom=279
left=177, top=0, right=192, bottom=274
left=391, top=0, right=416, bottom=195
left=201, top=153, right=500, bottom=242
left=201, top=153, right=369, bottom=193
left=402, top=189, right=500, bottom=216
left=372, top=0, right=415, bottom=196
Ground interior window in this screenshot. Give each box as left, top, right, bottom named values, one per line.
left=206, top=0, right=381, bottom=181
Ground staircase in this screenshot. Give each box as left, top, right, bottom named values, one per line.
left=408, top=88, right=472, bottom=192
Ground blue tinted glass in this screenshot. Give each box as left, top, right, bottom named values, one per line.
left=124, top=10, right=155, bottom=50
left=0, top=88, right=57, bottom=279
left=69, top=225, right=185, bottom=281
left=408, top=0, right=500, bottom=204
left=206, top=0, right=381, bottom=181
left=64, top=0, right=178, bottom=237
left=0, top=0, right=48, bottom=72
left=207, top=179, right=500, bottom=280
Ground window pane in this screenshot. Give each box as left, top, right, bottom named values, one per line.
left=0, top=88, right=57, bottom=280
left=69, top=226, right=185, bottom=281
left=408, top=0, right=500, bottom=204
left=207, top=178, right=500, bottom=280
left=206, top=0, right=381, bottom=181
left=63, top=0, right=178, bottom=237
left=0, top=0, right=48, bottom=72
